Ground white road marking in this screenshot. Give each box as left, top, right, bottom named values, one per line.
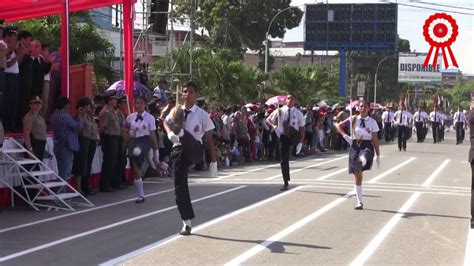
left=422, top=159, right=450, bottom=187
left=0, top=186, right=246, bottom=262
left=225, top=189, right=354, bottom=265
left=101, top=186, right=301, bottom=265
left=367, top=157, right=416, bottom=183
left=0, top=188, right=175, bottom=234
left=464, top=227, right=474, bottom=266
left=350, top=192, right=421, bottom=266
left=316, top=168, right=348, bottom=180
left=214, top=156, right=325, bottom=180
left=350, top=160, right=450, bottom=265
left=264, top=156, right=348, bottom=180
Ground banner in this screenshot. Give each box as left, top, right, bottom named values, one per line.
left=398, top=53, right=442, bottom=83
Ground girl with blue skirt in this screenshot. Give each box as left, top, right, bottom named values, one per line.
left=336, top=101, right=380, bottom=210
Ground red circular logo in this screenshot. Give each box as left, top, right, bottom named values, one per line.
left=423, top=13, right=459, bottom=68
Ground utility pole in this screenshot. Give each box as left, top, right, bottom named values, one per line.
left=189, top=0, right=195, bottom=80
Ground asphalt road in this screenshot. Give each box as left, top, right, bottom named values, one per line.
left=0, top=130, right=472, bottom=266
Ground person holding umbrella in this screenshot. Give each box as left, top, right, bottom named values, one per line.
left=266, top=92, right=305, bottom=191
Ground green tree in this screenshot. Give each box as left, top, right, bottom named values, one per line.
left=13, top=12, right=117, bottom=88
left=349, top=38, right=411, bottom=103
left=448, top=80, right=474, bottom=110
left=151, top=45, right=266, bottom=106
left=173, top=0, right=303, bottom=53
left=270, top=64, right=339, bottom=106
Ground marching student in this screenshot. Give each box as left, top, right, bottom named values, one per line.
left=163, top=81, right=218, bottom=236
left=381, top=106, right=394, bottom=142
left=335, top=100, right=380, bottom=210
left=123, top=96, right=159, bottom=203
left=469, top=101, right=474, bottom=228
left=393, top=105, right=413, bottom=151
left=413, top=106, right=429, bottom=143
left=266, top=92, right=305, bottom=191
left=430, top=106, right=441, bottom=143
left=454, top=106, right=467, bottom=145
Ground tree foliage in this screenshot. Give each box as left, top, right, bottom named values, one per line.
left=349, top=38, right=411, bottom=103
left=151, top=45, right=266, bottom=106
left=173, top=0, right=303, bottom=52
left=12, top=12, right=117, bottom=86
left=151, top=45, right=340, bottom=107
left=269, top=63, right=340, bottom=106
left=447, top=80, right=474, bottom=110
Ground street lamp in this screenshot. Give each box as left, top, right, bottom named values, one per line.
left=264, top=5, right=303, bottom=73
left=374, top=55, right=393, bottom=105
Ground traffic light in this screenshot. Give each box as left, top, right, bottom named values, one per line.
left=150, top=0, right=169, bottom=35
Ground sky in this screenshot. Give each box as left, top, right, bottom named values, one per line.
left=286, top=0, right=474, bottom=74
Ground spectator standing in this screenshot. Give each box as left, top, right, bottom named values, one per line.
left=51, top=96, right=83, bottom=190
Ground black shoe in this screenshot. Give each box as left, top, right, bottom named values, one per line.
left=403, top=148, right=406, bottom=151
left=100, top=188, right=115, bottom=192
left=180, top=225, right=192, bottom=236
left=85, top=191, right=97, bottom=196
left=354, top=203, right=364, bottom=210
left=112, top=184, right=127, bottom=190
left=280, top=184, right=289, bottom=191
left=135, top=196, right=145, bottom=204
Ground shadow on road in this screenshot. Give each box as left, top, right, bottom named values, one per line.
left=192, top=234, right=332, bottom=254
left=363, top=208, right=470, bottom=220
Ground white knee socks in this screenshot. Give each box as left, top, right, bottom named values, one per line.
left=135, top=178, right=144, bottom=197
left=355, top=185, right=363, bottom=204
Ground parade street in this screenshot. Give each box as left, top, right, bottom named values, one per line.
left=0, top=130, right=472, bottom=266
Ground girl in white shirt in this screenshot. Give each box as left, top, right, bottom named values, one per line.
left=336, top=101, right=381, bottom=210
left=124, top=96, right=159, bottom=203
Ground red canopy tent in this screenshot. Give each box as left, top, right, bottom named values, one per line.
left=0, top=0, right=137, bottom=106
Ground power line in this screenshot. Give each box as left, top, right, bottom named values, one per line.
left=393, top=1, right=474, bottom=16
left=414, top=1, right=474, bottom=12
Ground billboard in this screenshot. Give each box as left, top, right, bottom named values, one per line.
left=304, top=3, right=397, bottom=51
left=398, top=53, right=442, bottom=83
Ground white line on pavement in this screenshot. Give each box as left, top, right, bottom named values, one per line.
left=316, top=168, right=348, bottom=180
left=350, top=159, right=450, bottom=265
left=0, top=186, right=246, bottom=262
left=367, top=157, right=416, bottom=183
left=0, top=188, right=175, bottom=234
left=422, top=159, right=450, bottom=187
left=464, top=227, right=474, bottom=266
left=214, top=156, right=325, bottom=180
left=350, top=192, right=421, bottom=266
left=264, top=156, right=348, bottom=180
left=224, top=189, right=354, bottom=265
left=101, top=186, right=301, bottom=265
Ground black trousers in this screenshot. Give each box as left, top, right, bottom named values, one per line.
left=415, top=122, right=424, bottom=142
left=31, top=138, right=46, bottom=161
left=82, top=139, right=97, bottom=193
left=455, top=122, right=464, bottom=144
left=432, top=122, right=440, bottom=143
left=171, top=145, right=195, bottom=220
left=397, top=125, right=408, bottom=150
left=3, top=73, right=18, bottom=131
left=384, top=122, right=392, bottom=142
left=279, top=135, right=291, bottom=184
left=100, top=134, right=119, bottom=190
left=471, top=162, right=473, bottom=222
left=269, top=131, right=280, bottom=161
left=116, top=138, right=127, bottom=185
